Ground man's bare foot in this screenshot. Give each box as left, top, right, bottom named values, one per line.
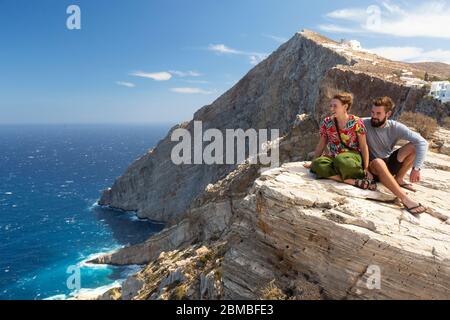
left=396, top=178, right=417, bottom=192
left=401, top=196, right=426, bottom=215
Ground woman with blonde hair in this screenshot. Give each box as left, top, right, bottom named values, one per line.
left=305, top=92, right=376, bottom=190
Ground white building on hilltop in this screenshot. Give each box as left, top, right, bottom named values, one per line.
left=429, top=81, right=450, bottom=103
left=340, top=39, right=363, bottom=51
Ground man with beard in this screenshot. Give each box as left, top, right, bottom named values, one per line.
left=363, top=96, right=428, bottom=215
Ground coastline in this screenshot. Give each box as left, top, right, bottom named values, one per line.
left=44, top=252, right=141, bottom=300
left=42, top=207, right=144, bottom=301
left=44, top=204, right=166, bottom=300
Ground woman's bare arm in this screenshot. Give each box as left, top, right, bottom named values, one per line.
left=304, top=136, right=327, bottom=168
left=358, top=134, right=372, bottom=179
left=314, top=135, right=327, bottom=159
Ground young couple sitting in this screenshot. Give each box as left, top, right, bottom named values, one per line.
left=305, top=93, right=428, bottom=215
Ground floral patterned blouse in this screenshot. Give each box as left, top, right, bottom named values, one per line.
left=319, top=115, right=366, bottom=157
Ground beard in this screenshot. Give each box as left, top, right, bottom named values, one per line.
left=371, top=116, right=387, bottom=128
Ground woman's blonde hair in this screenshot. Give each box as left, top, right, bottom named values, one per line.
left=333, top=92, right=354, bottom=112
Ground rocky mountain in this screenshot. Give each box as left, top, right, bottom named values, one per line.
left=91, top=30, right=450, bottom=300
left=98, top=30, right=449, bottom=223
left=93, top=123, right=450, bottom=300
left=409, top=62, right=450, bottom=80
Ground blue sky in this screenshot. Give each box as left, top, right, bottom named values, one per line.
left=1, top=0, right=449, bottom=124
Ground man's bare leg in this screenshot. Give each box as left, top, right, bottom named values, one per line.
left=370, top=159, right=425, bottom=214
left=395, top=143, right=416, bottom=190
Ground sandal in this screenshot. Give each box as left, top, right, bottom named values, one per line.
left=368, top=180, right=377, bottom=191
left=404, top=203, right=427, bottom=215
left=400, top=183, right=417, bottom=193
left=354, top=179, right=370, bottom=190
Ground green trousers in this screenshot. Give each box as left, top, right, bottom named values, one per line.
left=311, top=152, right=365, bottom=181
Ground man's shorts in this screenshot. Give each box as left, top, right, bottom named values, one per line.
left=373, top=149, right=403, bottom=181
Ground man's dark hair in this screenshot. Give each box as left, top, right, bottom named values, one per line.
left=372, top=96, right=395, bottom=113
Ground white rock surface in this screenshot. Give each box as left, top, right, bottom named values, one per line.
left=98, top=30, right=448, bottom=222
left=94, top=150, right=450, bottom=300
left=221, top=157, right=450, bottom=299
left=91, top=29, right=450, bottom=300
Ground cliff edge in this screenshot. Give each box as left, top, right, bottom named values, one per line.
left=92, top=30, right=450, bottom=300
left=98, top=29, right=449, bottom=223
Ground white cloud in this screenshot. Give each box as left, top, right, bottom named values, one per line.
left=130, top=71, right=172, bottom=81
left=325, top=8, right=368, bottom=22
left=249, top=53, right=269, bottom=65
left=320, top=1, right=450, bottom=39
left=262, top=34, right=288, bottom=44
left=208, top=44, right=241, bottom=54
left=317, top=24, right=363, bottom=34
left=381, top=1, right=406, bottom=15
left=249, top=55, right=265, bottom=65
left=368, top=46, right=450, bottom=64
left=421, top=49, right=450, bottom=64
left=169, top=70, right=203, bottom=77
left=129, top=70, right=204, bottom=82
left=170, top=87, right=215, bottom=95
left=368, top=47, right=424, bottom=61
left=115, top=81, right=135, bottom=88
left=208, top=43, right=268, bottom=65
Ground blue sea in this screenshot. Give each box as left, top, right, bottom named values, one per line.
left=0, top=124, right=171, bottom=300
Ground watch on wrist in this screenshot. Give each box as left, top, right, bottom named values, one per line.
left=413, top=167, right=421, bottom=171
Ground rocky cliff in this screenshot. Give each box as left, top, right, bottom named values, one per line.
left=92, top=120, right=450, bottom=300
left=98, top=29, right=449, bottom=223
left=92, top=30, right=450, bottom=300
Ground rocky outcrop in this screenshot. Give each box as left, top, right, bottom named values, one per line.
left=93, top=146, right=450, bottom=300
left=92, top=30, right=450, bottom=300
left=90, top=114, right=322, bottom=266
left=119, top=243, right=227, bottom=300
left=409, top=62, right=450, bottom=80
left=223, top=162, right=449, bottom=299
left=431, top=127, right=450, bottom=156
left=92, top=114, right=450, bottom=301
left=99, top=30, right=448, bottom=222
left=98, top=30, right=349, bottom=222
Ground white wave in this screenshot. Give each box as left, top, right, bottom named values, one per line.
left=88, top=201, right=100, bottom=210
left=71, top=281, right=122, bottom=300
left=120, top=264, right=143, bottom=278
left=125, top=212, right=165, bottom=225
left=125, top=212, right=147, bottom=222
left=78, top=246, right=124, bottom=268
left=44, top=265, right=142, bottom=300
left=45, top=281, right=122, bottom=300
left=44, top=294, right=68, bottom=300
